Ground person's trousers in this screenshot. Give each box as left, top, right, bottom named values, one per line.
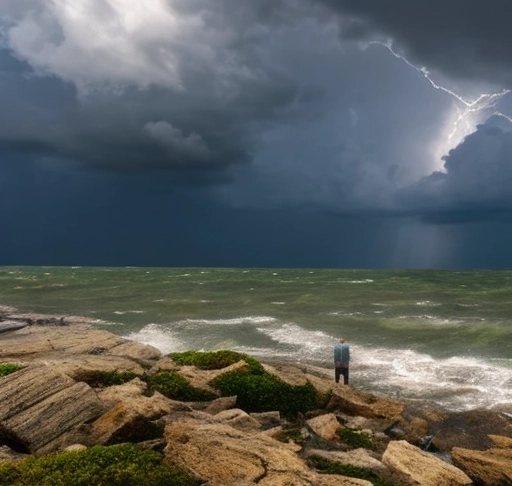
left=335, top=366, right=349, bottom=385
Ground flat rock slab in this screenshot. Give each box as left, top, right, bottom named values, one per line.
left=0, top=365, right=104, bottom=454
left=0, top=324, right=161, bottom=366
left=382, top=440, right=472, bottom=486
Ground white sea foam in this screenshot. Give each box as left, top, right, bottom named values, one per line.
left=113, top=310, right=145, bottom=315
left=355, top=347, right=512, bottom=410
left=124, top=317, right=512, bottom=412
left=415, top=300, right=441, bottom=306
left=176, top=316, right=277, bottom=326
left=395, top=315, right=464, bottom=326
left=328, top=311, right=363, bottom=316
left=255, top=323, right=335, bottom=362
left=124, top=324, right=186, bottom=354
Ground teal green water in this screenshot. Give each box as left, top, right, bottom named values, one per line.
left=1, top=266, right=512, bottom=410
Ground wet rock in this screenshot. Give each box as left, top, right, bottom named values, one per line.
left=431, top=427, right=482, bottom=453
left=429, top=409, right=512, bottom=453
left=393, top=414, right=431, bottom=445
left=0, top=320, right=29, bottom=334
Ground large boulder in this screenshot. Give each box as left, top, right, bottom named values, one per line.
left=327, top=387, right=404, bottom=421
left=89, top=402, right=166, bottom=445
left=382, top=440, right=472, bottom=486
left=91, top=378, right=188, bottom=444
left=0, top=365, right=105, bottom=454
left=164, top=421, right=373, bottom=486
left=452, top=446, right=512, bottom=486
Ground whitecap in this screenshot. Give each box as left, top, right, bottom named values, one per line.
left=124, top=324, right=186, bottom=354
left=113, top=310, right=145, bottom=315
left=354, top=347, right=512, bottom=411
left=175, top=316, right=277, bottom=327
left=415, top=300, right=441, bottom=306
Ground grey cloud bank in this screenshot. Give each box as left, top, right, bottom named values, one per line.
left=1, top=0, right=512, bottom=268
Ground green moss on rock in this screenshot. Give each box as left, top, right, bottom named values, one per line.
left=337, top=427, right=375, bottom=450
left=0, top=444, right=200, bottom=486
left=308, top=455, right=395, bottom=486
left=209, top=368, right=321, bottom=417
left=169, top=350, right=264, bottom=373
left=0, top=363, right=21, bottom=377
left=148, top=371, right=217, bottom=401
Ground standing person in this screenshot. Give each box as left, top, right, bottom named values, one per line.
left=334, top=337, right=350, bottom=385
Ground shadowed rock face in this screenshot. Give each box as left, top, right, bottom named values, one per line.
left=0, top=366, right=105, bottom=454
left=0, top=320, right=162, bottom=455
left=429, top=410, right=512, bottom=452
left=452, top=447, right=512, bottom=486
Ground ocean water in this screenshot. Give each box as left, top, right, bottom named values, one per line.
left=1, top=266, right=512, bottom=412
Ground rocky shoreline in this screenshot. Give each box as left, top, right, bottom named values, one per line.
left=1, top=307, right=512, bottom=485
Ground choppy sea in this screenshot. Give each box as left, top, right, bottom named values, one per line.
left=1, top=267, right=511, bottom=412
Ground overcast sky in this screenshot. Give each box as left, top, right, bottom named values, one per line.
left=2, top=0, right=512, bottom=268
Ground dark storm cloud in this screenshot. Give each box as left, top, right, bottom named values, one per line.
left=0, top=49, right=301, bottom=175
left=0, top=0, right=319, bottom=175
left=322, top=0, right=512, bottom=87
left=4, top=0, right=512, bottom=270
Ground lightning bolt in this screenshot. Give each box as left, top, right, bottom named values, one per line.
left=365, top=40, right=512, bottom=170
